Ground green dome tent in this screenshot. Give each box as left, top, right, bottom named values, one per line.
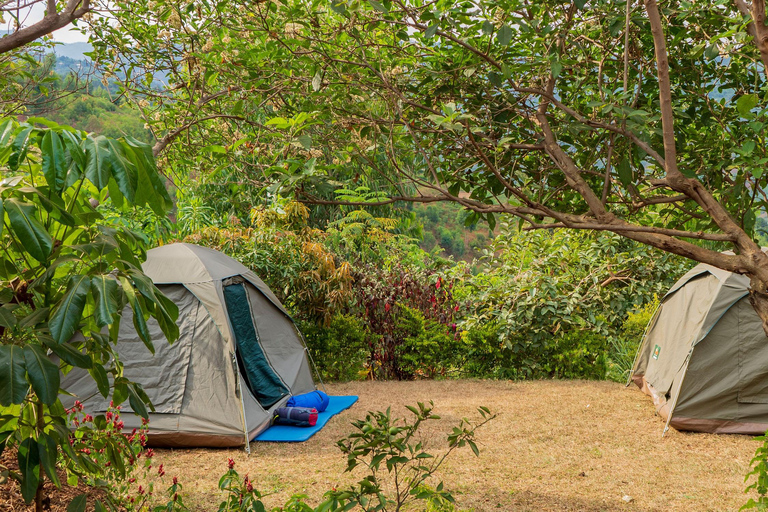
left=631, top=260, right=768, bottom=435
left=60, top=243, right=317, bottom=448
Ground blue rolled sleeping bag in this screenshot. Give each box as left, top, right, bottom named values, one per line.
left=287, top=390, right=330, bottom=412
left=272, top=407, right=318, bottom=427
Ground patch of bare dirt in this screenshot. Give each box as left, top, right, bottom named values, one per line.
left=0, top=448, right=110, bottom=512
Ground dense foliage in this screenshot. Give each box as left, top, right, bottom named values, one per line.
left=85, top=0, right=768, bottom=331
left=452, top=226, right=690, bottom=379
left=0, top=117, right=176, bottom=509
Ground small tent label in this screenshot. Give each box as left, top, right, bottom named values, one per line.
left=653, top=345, right=661, bottom=360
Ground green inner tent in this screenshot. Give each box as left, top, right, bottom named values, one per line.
left=223, top=282, right=289, bottom=408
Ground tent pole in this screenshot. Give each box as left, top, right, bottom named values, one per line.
left=661, top=350, right=693, bottom=438
left=232, top=352, right=251, bottom=454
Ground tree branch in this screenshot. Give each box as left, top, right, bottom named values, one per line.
left=0, top=0, right=90, bottom=55
left=734, top=0, right=768, bottom=73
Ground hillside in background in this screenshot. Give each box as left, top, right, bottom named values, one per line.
left=51, top=41, right=92, bottom=60
left=412, top=201, right=491, bottom=261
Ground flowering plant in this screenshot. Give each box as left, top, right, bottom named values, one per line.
left=62, top=402, right=185, bottom=511
left=217, top=458, right=270, bottom=512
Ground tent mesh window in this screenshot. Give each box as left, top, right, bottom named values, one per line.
left=223, top=281, right=289, bottom=408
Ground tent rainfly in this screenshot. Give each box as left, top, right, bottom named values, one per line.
left=60, top=243, right=317, bottom=449
left=631, top=260, right=768, bottom=435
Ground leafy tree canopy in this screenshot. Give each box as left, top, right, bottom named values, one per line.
left=87, top=0, right=768, bottom=327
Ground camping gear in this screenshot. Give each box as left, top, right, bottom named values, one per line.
left=59, top=243, right=317, bottom=449
left=287, top=390, right=330, bottom=412
left=255, top=395, right=358, bottom=442
left=630, top=259, right=768, bottom=435
left=272, top=407, right=318, bottom=427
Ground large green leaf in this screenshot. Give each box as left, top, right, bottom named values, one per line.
left=44, top=340, right=92, bottom=369
left=0, top=345, right=28, bottom=406
left=497, top=25, right=513, bottom=46
left=104, top=138, right=137, bottom=203
left=91, top=275, right=119, bottom=327
left=16, top=186, right=76, bottom=227
left=37, top=432, right=61, bottom=488
left=737, top=93, right=758, bottom=118
left=83, top=135, right=112, bottom=189
left=49, top=275, right=90, bottom=344
left=23, top=345, right=60, bottom=405
left=120, top=276, right=154, bottom=353
left=129, top=271, right=179, bottom=342
left=41, top=130, right=68, bottom=193
left=67, top=494, right=88, bottom=512
left=17, top=307, right=50, bottom=329
left=0, top=430, right=12, bottom=457
left=616, top=157, right=632, bottom=188
left=17, top=437, right=40, bottom=504
left=123, top=137, right=172, bottom=214
left=88, top=363, right=110, bottom=398
left=130, top=298, right=153, bottom=354
left=128, top=382, right=153, bottom=419
left=112, top=377, right=129, bottom=406
left=5, top=198, right=53, bottom=263
left=0, top=306, right=16, bottom=328
left=0, top=119, right=14, bottom=146
left=8, top=126, right=33, bottom=172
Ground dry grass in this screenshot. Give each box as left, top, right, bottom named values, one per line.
left=153, top=380, right=760, bottom=511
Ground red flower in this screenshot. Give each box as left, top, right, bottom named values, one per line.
left=138, top=485, right=145, bottom=495
left=146, top=448, right=154, bottom=458
left=173, top=476, right=178, bottom=485
left=157, top=464, right=165, bottom=477
left=227, top=458, right=235, bottom=470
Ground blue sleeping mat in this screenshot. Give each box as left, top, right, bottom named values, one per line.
left=254, top=395, right=358, bottom=442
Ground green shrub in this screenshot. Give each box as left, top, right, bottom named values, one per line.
left=546, top=331, right=607, bottom=380
left=454, top=227, right=688, bottom=357
left=456, top=323, right=608, bottom=380
left=742, top=431, right=768, bottom=510
left=395, top=306, right=459, bottom=379
left=456, top=322, right=516, bottom=379
left=606, top=296, right=660, bottom=382
left=300, top=314, right=369, bottom=382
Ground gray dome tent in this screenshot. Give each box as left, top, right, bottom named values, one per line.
left=61, top=243, right=316, bottom=448
left=631, top=260, right=768, bottom=435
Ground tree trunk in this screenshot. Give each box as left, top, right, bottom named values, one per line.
left=34, top=400, right=45, bottom=512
